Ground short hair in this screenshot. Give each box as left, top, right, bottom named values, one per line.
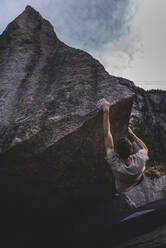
left=116, top=138, right=132, bottom=159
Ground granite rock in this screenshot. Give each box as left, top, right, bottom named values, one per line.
left=0, top=6, right=166, bottom=247
left=124, top=175, right=166, bottom=208
left=118, top=78, right=166, bottom=129
left=0, top=6, right=133, bottom=195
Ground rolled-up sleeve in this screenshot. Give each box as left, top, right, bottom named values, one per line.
left=136, top=150, right=149, bottom=162
left=133, top=150, right=149, bottom=173
left=105, top=150, right=119, bottom=170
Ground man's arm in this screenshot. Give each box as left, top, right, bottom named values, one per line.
left=128, top=127, right=148, bottom=155
left=101, top=99, right=114, bottom=155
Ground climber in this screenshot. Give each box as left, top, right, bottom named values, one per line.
left=100, top=98, right=149, bottom=193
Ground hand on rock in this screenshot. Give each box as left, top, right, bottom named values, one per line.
left=101, top=98, right=110, bottom=112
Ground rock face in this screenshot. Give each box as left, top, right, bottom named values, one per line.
left=132, top=90, right=166, bottom=128
left=118, top=78, right=166, bottom=128
left=0, top=6, right=133, bottom=197
left=0, top=6, right=166, bottom=247
left=124, top=175, right=166, bottom=208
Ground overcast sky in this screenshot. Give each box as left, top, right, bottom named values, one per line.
left=1, top=0, right=166, bottom=90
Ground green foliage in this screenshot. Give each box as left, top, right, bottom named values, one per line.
left=145, top=165, right=166, bottom=178
left=130, top=116, right=166, bottom=166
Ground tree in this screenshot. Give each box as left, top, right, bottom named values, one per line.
left=130, top=117, right=166, bottom=166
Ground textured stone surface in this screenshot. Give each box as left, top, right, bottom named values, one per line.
left=123, top=175, right=166, bottom=208
left=0, top=7, right=136, bottom=246
left=118, top=78, right=166, bottom=128
left=0, top=6, right=133, bottom=195
left=0, top=6, right=166, bottom=247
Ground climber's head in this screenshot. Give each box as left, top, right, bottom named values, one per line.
left=116, top=138, right=133, bottom=160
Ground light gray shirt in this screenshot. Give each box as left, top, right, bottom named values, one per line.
left=106, top=150, right=149, bottom=193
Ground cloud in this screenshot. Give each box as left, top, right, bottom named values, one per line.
left=131, top=0, right=166, bottom=90
left=91, top=30, right=142, bottom=77
left=0, top=0, right=134, bottom=51
left=91, top=0, right=166, bottom=90
left=1, top=0, right=166, bottom=90
left=39, top=0, right=136, bottom=51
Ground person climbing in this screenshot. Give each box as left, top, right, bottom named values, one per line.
left=100, top=98, right=149, bottom=193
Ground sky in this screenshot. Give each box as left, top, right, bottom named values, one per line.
left=0, top=0, right=166, bottom=90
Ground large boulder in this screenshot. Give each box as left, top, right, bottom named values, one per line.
left=123, top=175, right=166, bottom=208
left=0, top=6, right=133, bottom=196
left=0, top=6, right=166, bottom=247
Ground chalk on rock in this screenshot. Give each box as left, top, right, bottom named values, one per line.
left=96, top=99, right=103, bottom=110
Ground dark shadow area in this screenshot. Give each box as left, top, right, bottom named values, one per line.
left=0, top=171, right=166, bottom=248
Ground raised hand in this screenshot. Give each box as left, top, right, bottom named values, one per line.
left=101, top=98, right=110, bottom=112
